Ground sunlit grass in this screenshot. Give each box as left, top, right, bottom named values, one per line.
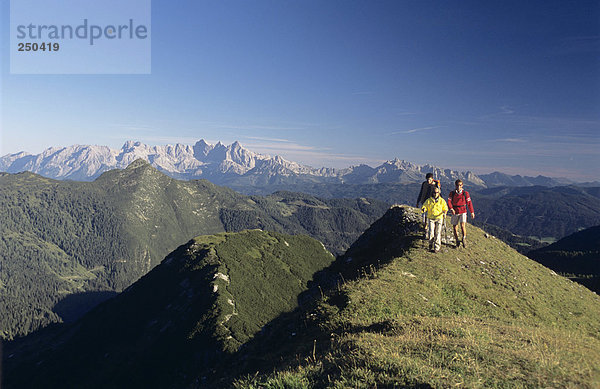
left=233, top=207, right=600, bottom=388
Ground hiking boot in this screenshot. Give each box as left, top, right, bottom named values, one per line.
left=455, top=240, right=460, bottom=248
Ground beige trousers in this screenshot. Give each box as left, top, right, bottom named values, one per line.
left=428, top=218, right=443, bottom=251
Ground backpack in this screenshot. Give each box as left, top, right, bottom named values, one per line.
left=450, top=190, right=468, bottom=210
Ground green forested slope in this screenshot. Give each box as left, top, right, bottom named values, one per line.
left=0, top=160, right=387, bottom=339
left=4, top=230, right=335, bottom=389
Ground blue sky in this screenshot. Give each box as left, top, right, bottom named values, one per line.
left=1, top=0, right=599, bottom=180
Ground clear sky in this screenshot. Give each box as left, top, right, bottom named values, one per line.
left=1, top=0, right=599, bottom=180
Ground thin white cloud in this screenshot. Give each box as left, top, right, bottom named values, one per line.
left=110, top=124, right=156, bottom=132
left=479, top=105, right=518, bottom=119
left=212, top=124, right=305, bottom=131
left=241, top=140, right=377, bottom=168
left=273, top=150, right=378, bottom=169
left=389, top=126, right=441, bottom=135
left=490, top=138, right=527, bottom=143
left=243, top=136, right=293, bottom=143
left=244, top=141, right=329, bottom=153
left=203, top=120, right=341, bottom=131
left=447, top=120, right=482, bottom=126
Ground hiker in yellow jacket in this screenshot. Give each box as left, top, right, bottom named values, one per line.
left=421, top=186, right=448, bottom=253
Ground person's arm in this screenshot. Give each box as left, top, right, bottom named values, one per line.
left=416, top=182, right=426, bottom=206
left=466, top=191, right=475, bottom=217
left=447, top=192, right=456, bottom=215
left=422, top=198, right=433, bottom=215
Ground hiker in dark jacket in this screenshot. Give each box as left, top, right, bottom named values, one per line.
left=416, top=173, right=438, bottom=207
left=448, top=179, right=475, bottom=248
left=417, top=173, right=440, bottom=236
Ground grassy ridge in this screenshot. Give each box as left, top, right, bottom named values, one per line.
left=233, top=206, right=600, bottom=388
left=194, top=231, right=335, bottom=353
left=4, top=230, right=335, bottom=389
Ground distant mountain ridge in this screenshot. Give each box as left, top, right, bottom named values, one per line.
left=478, top=171, right=578, bottom=187
left=0, top=139, right=576, bottom=187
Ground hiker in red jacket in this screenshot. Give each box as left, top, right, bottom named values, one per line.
left=448, top=179, right=475, bottom=248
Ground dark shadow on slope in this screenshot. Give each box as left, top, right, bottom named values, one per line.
left=330, top=205, right=422, bottom=279
left=295, top=205, right=422, bottom=307
left=52, top=291, right=118, bottom=323
left=204, top=206, right=426, bottom=387
left=569, top=276, right=600, bottom=294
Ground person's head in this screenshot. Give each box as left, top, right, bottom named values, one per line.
left=433, top=187, right=440, bottom=198
left=426, top=173, right=434, bottom=183
left=455, top=179, right=464, bottom=190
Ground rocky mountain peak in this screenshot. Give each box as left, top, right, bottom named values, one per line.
left=193, top=139, right=213, bottom=158
left=1, top=139, right=574, bottom=188
left=122, top=140, right=143, bottom=150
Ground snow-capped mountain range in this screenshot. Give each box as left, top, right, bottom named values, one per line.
left=0, top=139, right=572, bottom=188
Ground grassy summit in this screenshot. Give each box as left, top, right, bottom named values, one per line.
left=235, top=206, right=600, bottom=388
